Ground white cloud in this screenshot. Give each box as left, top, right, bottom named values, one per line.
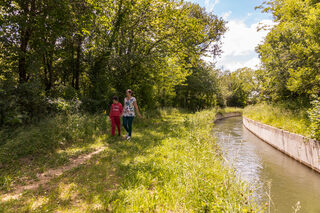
left=222, top=11, right=232, bottom=20
left=214, top=19, right=275, bottom=71
left=222, top=19, right=273, bottom=56
left=205, top=0, right=219, bottom=12
left=220, top=57, right=260, bottom=71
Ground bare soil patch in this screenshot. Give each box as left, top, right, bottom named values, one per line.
left=1, top=147, right=106, bottom=202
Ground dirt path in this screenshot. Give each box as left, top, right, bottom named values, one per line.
left=1, top=147, right=106, bottom=202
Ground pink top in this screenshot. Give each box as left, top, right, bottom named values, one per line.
left=110, top=103, right=123, bottom=117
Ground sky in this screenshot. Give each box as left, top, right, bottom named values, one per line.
left=187, top=0, right=274, bottom=71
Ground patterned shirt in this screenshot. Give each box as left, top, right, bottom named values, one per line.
left=123, top=97, right=136, bottom=117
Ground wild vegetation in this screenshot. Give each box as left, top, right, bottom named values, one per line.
left=0, top=1, right=264, bottom=211
left=0, top=112, right=108, bottom=191
left=0, top=108, right=261, bottom=212
left=244, top=103, right=310, bottom=137
left=238, top=0, right=320, bottom=140
left=1, top=0, right=320, bottom=211
left=257, top=0, right=320, bottom=103
left=0, top=0, right=229, bottom=128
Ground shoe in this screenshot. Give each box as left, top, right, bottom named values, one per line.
left=125, top=132, right=129, bottom=138
left=127, top=136, right=131, bottom=140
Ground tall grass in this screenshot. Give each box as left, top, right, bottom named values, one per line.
left=1, top=108, right=260, bottom=212
left=217, top=107, right=243, bottom=114
left=111, top=109, right=255, bottom=212
left=0, top=113, right=108, bottom=190
left=244, top=103, right=310, bottom=137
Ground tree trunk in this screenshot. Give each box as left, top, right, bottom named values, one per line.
left=74, top=35, right=82, bottom=90
left=90, top=0, right=126, bottom=98
left=71, top=37, right=75, bottom=89
left=43, top=51, right=53, bottom=91
left=18, top=29, right=31, bottom=84
left=18, top=0, right=36, bottom=84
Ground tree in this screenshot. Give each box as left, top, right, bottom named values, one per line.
left=0, top=0, right=227, bottom=125
left=219, top=68, right=257, bottom=107
left=175, top=61, right=222, bottom=110
left=257, top=0, right=320, bottom=103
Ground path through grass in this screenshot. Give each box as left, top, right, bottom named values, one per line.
left=1, top=108, right=259, bottom=212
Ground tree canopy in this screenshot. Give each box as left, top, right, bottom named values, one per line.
left=0, top=0, right=227, bottom=126
left=257, top=0, right=320, bottom=103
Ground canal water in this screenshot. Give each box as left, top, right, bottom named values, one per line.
left=214, top=116, right=320, bottom=213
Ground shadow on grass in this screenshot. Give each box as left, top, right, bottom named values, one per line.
left=0, top=113, right=109, bottom=191
left=0, top=112, right=188, bottom=212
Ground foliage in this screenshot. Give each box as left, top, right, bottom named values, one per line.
left=244, top=103, right=310, bottom=137
left=0, top=81, right=50, bottom=126
left=0, top=0, right=227, bottom=125
left=244, top=0, right=320, bottom=140
left=219, top=67, right=258, bottom=107
left=308, top=96, right=320, bottom=141
left=257, top=0, right=320, bottom=102
left=0, top=108, right=259, bottom=212
left=174, top=62, right=223, bottom=110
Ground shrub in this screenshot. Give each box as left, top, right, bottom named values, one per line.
left=308, top=96, right=320, bottom=141
left=0, top=81, right=50, bottom=127
left=48, top=98, right=82, bottom=114
left=0, top=81, right=84, bottom=128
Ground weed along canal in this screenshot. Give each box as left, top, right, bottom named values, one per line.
left=214, top=116, right=320, bottom=213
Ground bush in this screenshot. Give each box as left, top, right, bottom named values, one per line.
left=308, top=96, right=320, bottom=141
left=0, top=81, right=50, bottom=127
left=48, top=98, right=82, bottom=114
left=0, top=81, right=85, bottom=128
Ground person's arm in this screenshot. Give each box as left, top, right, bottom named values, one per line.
left=110, top=105, right=113, bottom=117
left=133, top=101, right=142, bottom=118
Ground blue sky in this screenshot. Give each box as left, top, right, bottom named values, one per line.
left=187, top=0, right=274, bottom=71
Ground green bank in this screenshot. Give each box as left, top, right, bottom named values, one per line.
left=0, top=108, right=261, bottom=212
left=244, top=103, right=311, bottom=138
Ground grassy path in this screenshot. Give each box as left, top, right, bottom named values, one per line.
left=1, top=108, right=258, bottom=212
left=1, top=147, right=106, bottom=202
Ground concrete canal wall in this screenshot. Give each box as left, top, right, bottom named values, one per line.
left=243, top=117, right=320, bottom=173
left=215, top=112, right=242, bottom=122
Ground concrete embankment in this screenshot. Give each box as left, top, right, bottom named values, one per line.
left=243, top=117, right=320, bottom=173
left=215, top=112, right=242, bottom=122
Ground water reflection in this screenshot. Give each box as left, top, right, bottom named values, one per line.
left=214, top=117, right=320, bottom=213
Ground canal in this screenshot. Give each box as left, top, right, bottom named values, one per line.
left=214, top=116, right=320, bottom=213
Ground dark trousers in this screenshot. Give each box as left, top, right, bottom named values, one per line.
left=123, top=116, right=134, bottom=136
left=111, top=116, right=121, bottom=136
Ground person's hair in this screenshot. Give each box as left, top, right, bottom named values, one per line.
left=126, top=89, right=133, bottom=95
left=112, top=96, right=119, bottom=101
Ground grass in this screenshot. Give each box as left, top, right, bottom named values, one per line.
left=0, top=113, right=108, bottom=191
left=217, top=107, right=243, bottom=114
left=0, top=108, right=260, bottom=212
left=244, top=103, right=310, bottom=137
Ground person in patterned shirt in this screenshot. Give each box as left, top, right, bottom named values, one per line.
left=122, top=89, right=142, bottom=140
